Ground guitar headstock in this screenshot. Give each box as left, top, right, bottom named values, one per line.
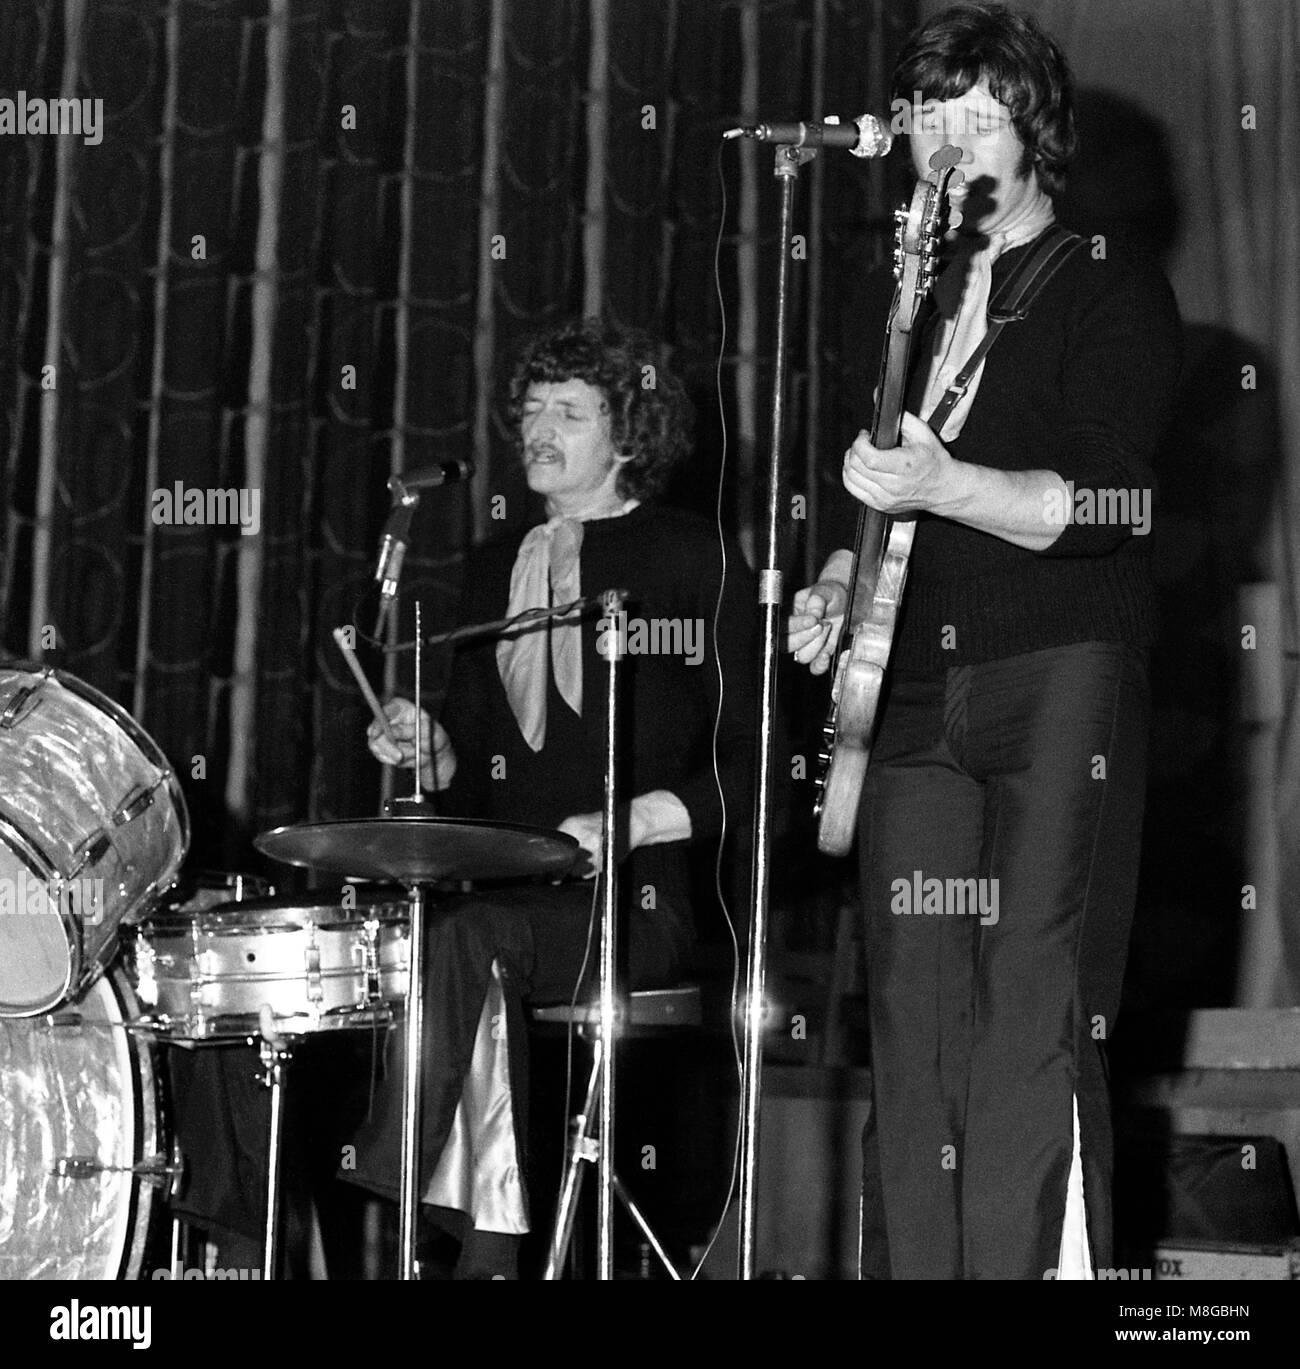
left=890, top=145, right=966, bottom=333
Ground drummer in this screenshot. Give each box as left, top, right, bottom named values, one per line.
left=346, top=318, right=758, bottom=1277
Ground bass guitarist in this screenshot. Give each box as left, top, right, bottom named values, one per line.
left=787, top=2, right=1181, bottom=1279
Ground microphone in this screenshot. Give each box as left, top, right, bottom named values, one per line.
left=372, top=498, right=417, bottom=640
left=388, top=457, right=474, bottom=497
left=722, top=112, right=893, bottom=158
left=373, top=459, right=475, bottom=637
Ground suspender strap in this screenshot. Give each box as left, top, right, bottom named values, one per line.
left=924, top=224, right=1086, bottom=433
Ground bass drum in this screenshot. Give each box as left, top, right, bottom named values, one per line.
left=0, top=970, right=169, bottom=1279
left=0, top=667, right=189, bottom=1017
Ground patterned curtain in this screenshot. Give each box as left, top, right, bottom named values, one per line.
left=0, top=0, right=912, bottom=872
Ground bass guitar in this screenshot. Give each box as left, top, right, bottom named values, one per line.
left=814, top=145, right=964, bottom=856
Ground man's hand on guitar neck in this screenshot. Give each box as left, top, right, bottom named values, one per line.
left=788, top=548, right=852, bottom=675
left=844, top=412, right=1070, bottom=552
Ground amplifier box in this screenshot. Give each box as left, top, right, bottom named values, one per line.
left=1150, top=1238, right=1300, bottom=1280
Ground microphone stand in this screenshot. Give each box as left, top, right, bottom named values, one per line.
left=739, top=139, right=817, bottom=1280
left=378, top=588, right=629, bottom=1279
left=596, top=587, right=625, bottom=1279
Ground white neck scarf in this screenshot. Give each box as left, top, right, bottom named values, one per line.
left=495, top=499, right=638, bottom=751
left=916, top=193, right=1057, bottom=440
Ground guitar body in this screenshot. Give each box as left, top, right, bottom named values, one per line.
left=813, top=149, right=960, bottom=857
left=816, top=519, right=917, bottom=855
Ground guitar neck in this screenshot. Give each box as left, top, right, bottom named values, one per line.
left=844, top=318, right=913, bottom=633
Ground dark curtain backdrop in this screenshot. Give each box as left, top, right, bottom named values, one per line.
left=0, top=0, right=914, bottom=871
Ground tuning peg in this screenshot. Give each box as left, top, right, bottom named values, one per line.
left=948, top=208, right=963, bottom=230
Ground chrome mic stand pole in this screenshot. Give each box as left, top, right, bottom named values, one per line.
left=596, top=587, right=625, bottom=1280
left=392, top=599, right=431, bottom=1279
left=739, top=141, right=816, bottom=1280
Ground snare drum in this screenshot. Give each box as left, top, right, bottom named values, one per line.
left=0, top=668, right=189, bottom=1017
left=131, top=894, right=410, bottom=1038
left=0, top=970, right=171, bottom=1279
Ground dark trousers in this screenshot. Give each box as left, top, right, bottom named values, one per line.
left=857, top=641, right=1150, bottom=1279
left=345, top=882, right=690, bottom=1222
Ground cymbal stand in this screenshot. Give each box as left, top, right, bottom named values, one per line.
left=389, top=598, right=434, bottom=1280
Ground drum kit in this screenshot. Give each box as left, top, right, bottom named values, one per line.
left=0, top=664, right=577, bottom=1282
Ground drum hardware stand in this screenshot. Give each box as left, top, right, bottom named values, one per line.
left=541, top=589, right=643, bottom=1279
left=392, top=878, right=430, bottom=1280
left=388, top=599, right=435, bottom=1280
left=543, top=1028, right=680, bottom=1280
left=256, top=1011, right=295, bottom=1281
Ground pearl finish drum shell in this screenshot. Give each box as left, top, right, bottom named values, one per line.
left=0, top=970, right=163, bottom=1279
left=0, top=669, right=189, bottom=1017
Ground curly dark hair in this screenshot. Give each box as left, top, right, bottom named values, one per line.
left=506, top=318, right=692, bottom=502
left=893, top=3, right=1077, bottom=197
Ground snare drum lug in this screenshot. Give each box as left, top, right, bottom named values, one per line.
left=306, top=936, right=322, bottom=1006
left=362, top=918, right=381, bottom=1006
left=112, top=783, right=156, bottom=826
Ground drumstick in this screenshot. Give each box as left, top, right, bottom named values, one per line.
left=332, top=627, right=397, bottom=747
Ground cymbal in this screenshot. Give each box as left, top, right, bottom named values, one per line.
left=255, top=817, right=579, bottom=884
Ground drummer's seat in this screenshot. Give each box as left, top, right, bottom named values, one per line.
left=530, top=984, right=703, bottom=1279
left=530, top=983, right=702, bottom=1031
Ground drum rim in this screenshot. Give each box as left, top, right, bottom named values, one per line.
left=0, top=667, right=192, bottom=981
left=138, top=899, right=412, bottom=933
left=141, top=1003, right=400, bottom=1040
left=100, top=969, right=164, bottom=1282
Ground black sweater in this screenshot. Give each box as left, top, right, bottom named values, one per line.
left=828, top=231, right=1183, bottom=673
left=438, top=501, right=758, bottom=907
